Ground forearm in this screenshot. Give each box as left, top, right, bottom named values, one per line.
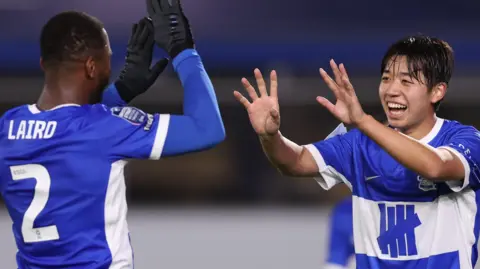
left=357, top=115, right=450, bottom=180
left=161, top=49, right=225, bottom=156
left=259, top=132, right=306, bottom=176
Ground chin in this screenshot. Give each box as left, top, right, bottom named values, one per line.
left=386, top=117, right=410, bottom=131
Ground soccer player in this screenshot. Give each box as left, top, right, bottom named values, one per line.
left=234, top=35, right=480, bottom=268
left=0, top=0, right=225, bottom=268
left=324, top=196, right=354, bottom=269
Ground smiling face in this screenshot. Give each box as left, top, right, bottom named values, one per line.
left=379, top=55, right=444, bottom=131
left=378, top=36, right=454, bottom=135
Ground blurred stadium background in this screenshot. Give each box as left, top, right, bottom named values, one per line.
left=0, top=0, right=479, bottom=268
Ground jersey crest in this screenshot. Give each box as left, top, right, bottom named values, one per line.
left=111, top=106, right=147, bottom=126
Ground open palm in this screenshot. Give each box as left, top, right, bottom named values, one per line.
left=316, top=60, right=366, bottom=125
left=234, top=69, right=280, bottom=136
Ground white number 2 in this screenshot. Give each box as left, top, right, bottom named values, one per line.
left=10, top=164, right=59, bottom=243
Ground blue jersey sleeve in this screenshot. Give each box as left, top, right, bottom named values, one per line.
left=304, top=128, right=358, bottom=190
left=96, top=105, right=169, bottom=160
left=101, top=84, right=127, bottom=107
left=160, top=49, right=225, bottom=156
left=325, top=197, right=354, bottom=268
left=438, top=126, right=480, bottom=191
left=96, top=49, right=225, bottom=160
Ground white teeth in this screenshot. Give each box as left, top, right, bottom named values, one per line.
left=387, top=102, right=407, bottom=109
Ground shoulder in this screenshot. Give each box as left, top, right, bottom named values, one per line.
left=1, top=105, right=30, bottom=120
left=87, top=104, right=155, bottom=131
left=326, top=128, right=363, bottom=142
left=442, top=118, right=477, bottom=131
left=0, top=105, right=31, bottom=131
left=439, top=118, right=479, bottom=139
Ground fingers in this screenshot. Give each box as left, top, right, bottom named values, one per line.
left=153, top=0, right=162, bottom=13
left=241, top=77, right=259, bottom=101
left=146, top=0, right=156, bottom=15
left=319, top=68, right=342, bottom=99
left=316, top=96, right=336, bottom=115
left=171, top=0, right=179, bottom=8
left=128, top=23, right=138, bottom=46
left=143, top=19, right=155, bottom=52
left=270, top=108, right=279, bottom=120
left=136, top=19, right=151, bottom=48
left=269, top=70, right=278, bottom=99
left=254, top=68, right=268, bottom=97
left=339, top=63, right=350, bottom=80
left=150, top=58, right=169, bottom=78
left=329, top=59, right=343, bottom=87
left=239, top=69, right=276, bottom=104
left=159, top=0, right=170, bottom=11
left=233, top=91, right=251, bottom=109
left=339, top=63, right=354, bottom=93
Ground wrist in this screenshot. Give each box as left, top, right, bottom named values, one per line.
left=172, top=48, right=199, bottom=71
left=113, top=80, right=136, bottom=103
left=259, top=131, right=281, bottom=143
left=170, top=43, right=194, bottom=60
left=355, top=114, right=375, bottom=131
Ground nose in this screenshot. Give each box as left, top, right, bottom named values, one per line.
left=384, top=80, right=402, bottom=97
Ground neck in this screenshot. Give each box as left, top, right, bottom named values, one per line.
left=37, top=69, right=91, bottom=111
left=400, top=113, right=437, bottom=140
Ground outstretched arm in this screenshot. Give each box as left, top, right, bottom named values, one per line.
left=317, top=59, right=465, bottom=181
left=234, top=69, right=318, bottom=176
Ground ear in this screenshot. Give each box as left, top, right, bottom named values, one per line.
left=430, top=82, right=447, bottom=104
left=85, top=56, right=96, bottom=79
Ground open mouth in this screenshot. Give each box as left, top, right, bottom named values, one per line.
left=387, top=102, right=407, bottom=116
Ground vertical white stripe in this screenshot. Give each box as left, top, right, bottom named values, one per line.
left=105, top=160, right=133, bottom=269
left=149, top=114, right=170, bottom=160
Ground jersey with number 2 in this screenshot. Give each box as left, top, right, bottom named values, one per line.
left=306, top=118, right=480, bottom=269
left=0, top=103, right=170, bottom=268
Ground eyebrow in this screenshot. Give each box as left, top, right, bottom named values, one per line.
left=383, top=70, right=411, bottom=76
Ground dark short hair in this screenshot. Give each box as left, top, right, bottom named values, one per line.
left=380, top=35, right=454, bottom=111
left=40, top=11, right=106, bottom=67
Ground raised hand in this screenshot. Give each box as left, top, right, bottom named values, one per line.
left=146, top=0, right=194, bottom=58
left=115, top=17, right=169, bottom=103
left=234, top=69, right=280, bottom=137
left=317, top=59, right=367, bottom=126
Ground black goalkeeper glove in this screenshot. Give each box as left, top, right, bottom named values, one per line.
left=115, top=17, right=169, bottom=103
left=147, top=0, right=194, bottom=59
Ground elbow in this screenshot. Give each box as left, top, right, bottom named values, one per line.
left=198, top=118, right=226, bottom=148
left=422, top=159, right=448, bottom=181
left=209, top=114, right=226, bottom=145
left=209, top=122, right=226, bottom=146
left=274, top=163, right=303, bottom=177
left=277, top=167, right=296, bottom=177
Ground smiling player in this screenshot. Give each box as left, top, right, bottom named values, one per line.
left=235, top=35, right=480, bottom=269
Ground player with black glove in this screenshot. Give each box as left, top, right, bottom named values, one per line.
left=114, top=17, right=169, bottom=103
left=147, top=0, right=194, bottom=58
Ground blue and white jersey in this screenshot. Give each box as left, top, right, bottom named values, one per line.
left=0, top=104, right=169, bottom=268
left=306, top=118, right=480, bottom=269
left=325, top=197, right=355, bottom=269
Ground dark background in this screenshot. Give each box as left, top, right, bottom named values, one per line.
left=0, top=0, right=479, bottom=206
